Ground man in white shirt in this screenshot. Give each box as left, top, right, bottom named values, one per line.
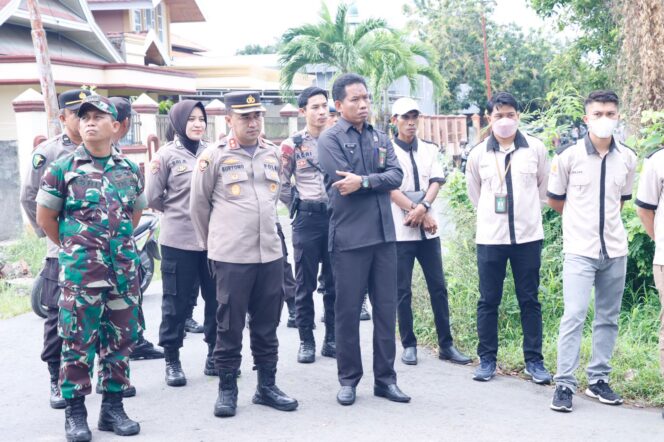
left=389, top=98, right=470, bottom=366
left=465, top=92, right=551, bottom=384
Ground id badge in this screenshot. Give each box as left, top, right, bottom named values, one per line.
left=494, top=193, right=508, bottom=214
left=378, top=147, right=387, bottom=169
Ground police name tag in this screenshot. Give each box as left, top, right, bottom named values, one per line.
left=494, top=193, right=508, bottom=214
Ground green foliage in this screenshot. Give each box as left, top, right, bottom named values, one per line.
left=235, top=43, right=279, bottom=55
left=627, top=111, right=664, bottom=157
left=2, top=231, right=45, bottom=276
left=158, top=99, right=173, bottom=115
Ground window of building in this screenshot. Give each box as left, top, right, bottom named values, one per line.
left=131, top=5, right=165, bottom=42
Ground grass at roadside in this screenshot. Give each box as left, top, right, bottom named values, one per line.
left=0, top=282, right=31, bottom=319
left=0, top=230, right=45, bottom=319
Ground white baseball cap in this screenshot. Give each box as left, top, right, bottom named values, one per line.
left=391, top=97, right=420, bottom=116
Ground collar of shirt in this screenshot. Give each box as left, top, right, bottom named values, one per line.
left=584, top=134, right=618, bottom=156
left=486, top=130, right=530, bottom=152
left=74, top=144, right=124, bottom=163
left=62, top=134, right=73, bottom=145
left=220, top=131, right=271, bottom=151
left=337, top=117, right=372, bottom=134
left=394, top=136, right=418, bottom=152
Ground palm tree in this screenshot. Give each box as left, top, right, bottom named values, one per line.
left=279, top=2, right=444, bottom=116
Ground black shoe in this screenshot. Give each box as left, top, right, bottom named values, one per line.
left=360, top=296, right=371, bottom=321
left=473, top=359, right=496, bottom=382
left=48, top=362, right=66, bottom=409
left=130, top=337, right=165, bottom=360
left=184, top=317, right=204, bottom=333
left=321, top=323, right=336, bottom=358
left=550, top=385, right=574, bottom=412
left=401, top=347, right=417, bottom=365
left=164, top=349, right=187, bottom=387
left=336, top=386, right=356, bottom=406
left=297, top=328, right=315, bottom=363
left=524, top=359, right=552, bottom=385
left=98, top=392, right=140, bottom=436
left=585, top=380, right=623, bottom=405
left=439, top=345, right=472, bottom=365
left=65, top=397, right=91, bottom=442
left=252, top=364, right=298, bottom=411
left=95, top=383, right=136, bottom=398
left=374, top=383, right=411, bottom=403
left=214, top=369, right=239, bottom=418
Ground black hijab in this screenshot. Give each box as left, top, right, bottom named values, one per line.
left=168, top=100, right=207, bottom=154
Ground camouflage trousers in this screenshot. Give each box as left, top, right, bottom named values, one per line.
left=58, top=284, right=141, bottom=399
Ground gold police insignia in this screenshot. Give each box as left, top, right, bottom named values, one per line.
left=176, top=165, right=188, bottom=173
left=247, top=95, right=256, bottom=104
left=231, top=184, right=241, bottom=195
left=79, top=91, right=87, bottom=100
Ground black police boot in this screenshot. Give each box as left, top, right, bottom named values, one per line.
left=286, top=298, right=296, bottom=328
left=98, top=392, right=140, bottom=436
left=321, top=322, right=336, bottom=358
left=185, top=317, right=204, bottom=333
left=297, top=328, right=315, bottom=363
left=251, top=363, right=298, bottom=411
left=214, top=369, right=239, bottom=417
left=130, top=334, right=165, bottom=360
left=164, top=348, right=187, bottom=387
left=204, top=343, right=219, bottom=377
left=64, top=397, right=91, bottom=442
left=48, top=362, right=66, bottom=409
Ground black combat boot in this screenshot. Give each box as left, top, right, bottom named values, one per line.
left=98, top=392, right=140, bottom=436
left=164, top=348, right=186, bottom=387
left=204, top=342, right=218, bottom=376
left=130, top=333, right=165, bottom=360
left=48, top=362, right=66, bottom=409
left=321, top=322, right=336, bottom=358
left=252, top=363, right=298, bottom=411
left=214, top=369, right=239, bottom=417
left=64, top=396, right=91, bottom=442
left=297, top=328, right=315, bottom=363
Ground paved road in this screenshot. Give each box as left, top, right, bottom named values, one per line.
left=1, top=216, right=662, bottom=441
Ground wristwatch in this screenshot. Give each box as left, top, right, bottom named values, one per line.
left=361, top=176, right=370, bottom=189
left=421, top=200, right=432, bottom=212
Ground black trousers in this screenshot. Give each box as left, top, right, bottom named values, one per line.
left=40, top=257, right=62, bottom=364
left=212, top=259, right=283, bottom=371
left=334, top=242, right=397, bottom=387
left=292, top=210, right=335, bottom=329
left=397, top=237, right=453, bottom=349
left=158, top=245, right=217, bottom=350
left=476, top=240, right=544, bottom=363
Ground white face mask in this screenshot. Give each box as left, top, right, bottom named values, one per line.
left=587, top=117, right=618, bottom=139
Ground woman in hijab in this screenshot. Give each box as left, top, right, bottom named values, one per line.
left=146, top=100, right=218, bottom=387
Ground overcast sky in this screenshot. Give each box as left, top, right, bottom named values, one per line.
left=172, top=0, right=548, bottom=56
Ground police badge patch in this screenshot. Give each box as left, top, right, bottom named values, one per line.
left=199, top=158, right=210, bottom=172
left=150, top=160, right=160, bottom=174
left=32, top=154, right=46, bottom=169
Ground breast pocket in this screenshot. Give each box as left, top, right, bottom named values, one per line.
left=518, top=161, right=538, bottom=187
left=569, top=172, right=590, bottom=194
left=172, top=165, right=193, bottom=191
left=478, top=165, right=497, bottom=191
left=66, top=183, right=101, bottom=221
left=221, top=166, right=249, bottom=199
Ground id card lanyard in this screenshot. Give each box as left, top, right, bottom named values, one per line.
left=493, top=150, right=512, bottom=214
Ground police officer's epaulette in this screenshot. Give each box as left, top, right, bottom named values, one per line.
left=555, top=143, right=573, bottom=155
left=261, top=138, right=277, bottom=148
left=645, top=146, right=664, bottom=159
left=216, top=138, right=228, bottom=149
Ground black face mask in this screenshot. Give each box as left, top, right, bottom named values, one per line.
left=168, top=100, right=207, bottom=154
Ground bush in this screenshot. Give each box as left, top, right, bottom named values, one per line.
left=410, top=170, right=663, bottom=405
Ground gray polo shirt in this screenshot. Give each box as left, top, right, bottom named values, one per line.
left=465, top=131, right=549, bottom=245
left=547, top=135, right=637, bottom=259
left=635, top=148, right=664, bottom=265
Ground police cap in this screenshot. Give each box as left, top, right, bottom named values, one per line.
left=224, top=91, right=266, bottom=114
left=58, top=88, right=91, bottom=111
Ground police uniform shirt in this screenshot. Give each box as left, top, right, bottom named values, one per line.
left=146, top=137, right=206, bottom=252
left=390, top=137, right=445, bottom=241
left=465, top=131, right=549, bottom=245
left=317, top=118, right=403, bottom=252
left=547, top=135, right=637, bottom=259
left=189, top=132, right=283, bottom=264
left=279, top=129, right=327, bottom=206
left=635, top=148, right=664, bottom=264
left=20, top=133, right=77, bottom=258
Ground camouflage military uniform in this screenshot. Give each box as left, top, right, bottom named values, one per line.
left=36, top=145, right=147, bottom=398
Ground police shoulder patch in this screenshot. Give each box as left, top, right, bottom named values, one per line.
left=32, top=154, right=46, bottom=169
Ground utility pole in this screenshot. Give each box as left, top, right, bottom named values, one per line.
left=26, top=0, right=61, bottom=137
left=480, top=6, right=492, bottom=101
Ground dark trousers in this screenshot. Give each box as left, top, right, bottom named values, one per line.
left=397, top=237, right=453, bottom=350
left=158, top=245, right=217, bottom=350
left=40, top=257, right=62, bottom=364
left=212, top=259, right=283, bottom=371
left=476, top=240, right=544, bottom=363
left=334, top=242, right=397, bottom=387
left=292, top=210, right=335, bottom=329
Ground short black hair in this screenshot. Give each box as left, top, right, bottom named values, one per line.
left=332, top=73, right=367, bottom=102
left=297, top=87, right=328, bottom=109
left=486, top=92, right=519, bottom=114
left=584, top=90, right=619, bottom=110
